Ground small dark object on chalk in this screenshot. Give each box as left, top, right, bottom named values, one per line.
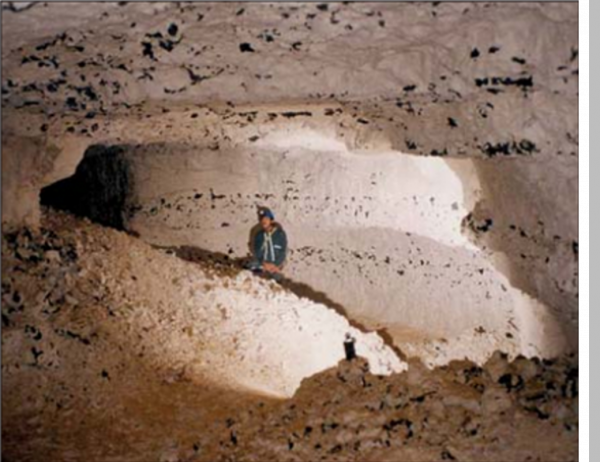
left=344, top=333, right=356, bottom=361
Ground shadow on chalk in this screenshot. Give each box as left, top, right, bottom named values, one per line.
left=160, top=243, right=409, bottom=362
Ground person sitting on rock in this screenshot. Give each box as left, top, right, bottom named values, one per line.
left=246, top=207, right=287, bottom=281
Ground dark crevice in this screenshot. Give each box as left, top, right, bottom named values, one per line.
left=40, top=144, right=133, bottom=230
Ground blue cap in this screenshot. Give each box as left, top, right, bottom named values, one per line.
left=258, top=208, right=275, bottom=220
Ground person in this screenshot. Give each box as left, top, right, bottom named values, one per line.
left=247, top=207, right=287, bottom=281
left=344, top=333, right=357, bottom=361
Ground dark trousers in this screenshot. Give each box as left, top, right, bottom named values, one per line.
left=246, top=258, right=283, bottom=282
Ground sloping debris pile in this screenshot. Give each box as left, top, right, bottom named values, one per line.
left=200, top=354, right=578, bottom=462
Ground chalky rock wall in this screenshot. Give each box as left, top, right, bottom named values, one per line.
left=116, top=136, right=566, bottom=365
left=2, top=3, right=578, bottom=363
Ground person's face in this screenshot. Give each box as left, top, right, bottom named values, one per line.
left=260, top=216, right=272, bottom=231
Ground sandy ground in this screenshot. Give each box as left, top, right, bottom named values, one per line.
left=3, top=362, right=269, bottom=462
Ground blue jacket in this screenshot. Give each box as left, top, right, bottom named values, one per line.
left=253, top=225, right=287, bottom=267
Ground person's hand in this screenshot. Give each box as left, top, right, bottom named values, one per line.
left=263, top=262, right=279, bottom=273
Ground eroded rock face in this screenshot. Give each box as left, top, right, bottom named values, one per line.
left=1, top=3, right=577, bottom=370
left=1, top=3, right=578, bottom=114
